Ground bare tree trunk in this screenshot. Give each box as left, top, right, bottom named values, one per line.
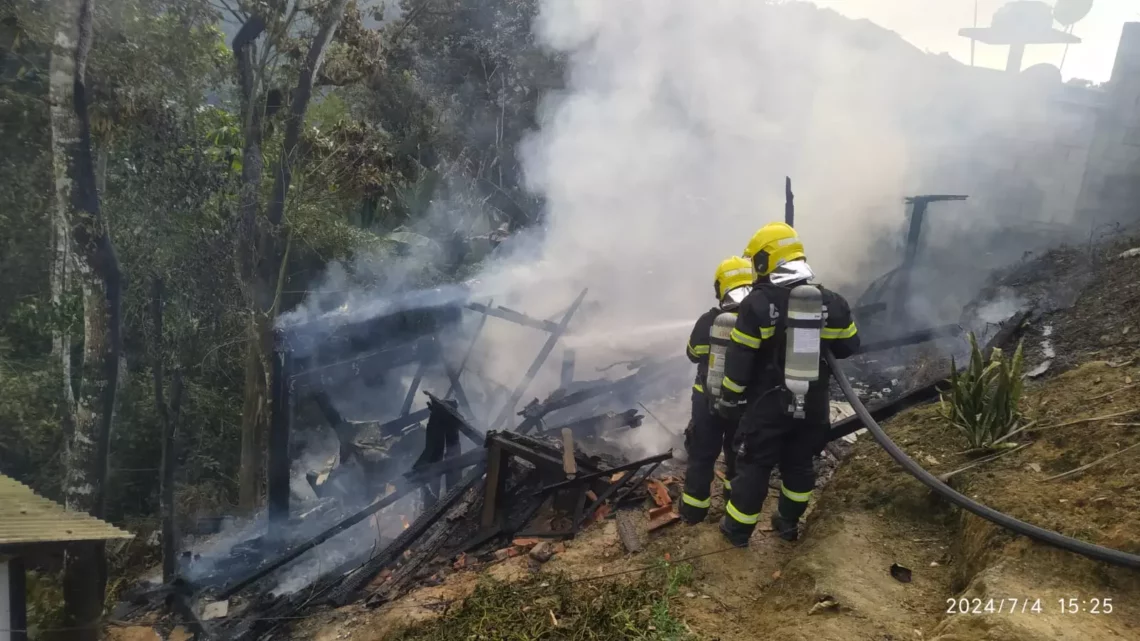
left=234, top=0, right=350, bottom=512
left=233, top=14, right=268, bottom=512
left=56, top=0, right=125, bottom=638
left=150, top=278, right=183, bottom=582
left=238, top=324, right=268, bottom=511
left=49, top=0, right=77, bottom=437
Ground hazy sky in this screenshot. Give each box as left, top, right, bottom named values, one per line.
left=809, top=0, right=1137, bottom=82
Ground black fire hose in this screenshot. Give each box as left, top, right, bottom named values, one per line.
left=825, top=351, right=1140, bottom=569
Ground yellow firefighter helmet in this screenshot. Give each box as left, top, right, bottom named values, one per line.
left=742, top=222, right=806, bottom=276
left=714, top=256, right=754, bottom=300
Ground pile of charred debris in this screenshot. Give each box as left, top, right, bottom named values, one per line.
left=118, top=287, right=702, bottom=640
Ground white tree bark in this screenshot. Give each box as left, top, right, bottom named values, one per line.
left=53, top=0, right=125, bottom=637
left=49, top=1, right=78, bottom=419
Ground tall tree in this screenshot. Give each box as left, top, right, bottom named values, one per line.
left=233, top=0, right=353, bottom=511
left=49, top=0, right=78, bottom=446
left=52, top=0, right=125, bottom=636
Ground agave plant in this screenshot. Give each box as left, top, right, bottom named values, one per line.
left=940, top=333, right=1025, bottom=449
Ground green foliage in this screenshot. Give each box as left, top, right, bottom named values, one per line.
left=26, top=570, right=66, bottom=638
left=0, top=360, right=66, bottom=498
left=940, top=333, right=1025, bottom=449
left=0, top=0, right=557, bottom=567
left=388, top=569, right=695, bottom=641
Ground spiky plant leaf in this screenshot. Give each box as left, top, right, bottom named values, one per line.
left=939, top=332, right=1025, bottom=449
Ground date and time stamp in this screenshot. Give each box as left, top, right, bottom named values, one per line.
left=946, top=597, right=1116, bottom=615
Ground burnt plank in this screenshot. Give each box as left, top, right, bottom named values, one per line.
left=326, top=465, right=486, bottom=606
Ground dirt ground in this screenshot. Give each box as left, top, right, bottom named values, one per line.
left=294, top=252, right=1140, bottom=641
left=301, top=352, right=1140, bottom=639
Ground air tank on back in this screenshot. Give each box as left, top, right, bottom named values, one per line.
left=706, top=311, right=737, bottom=399
left=784, top=284, right=823, bottom=418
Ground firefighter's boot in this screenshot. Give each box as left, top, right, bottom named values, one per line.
left=679, top=495, right=710, bottom=525
left=770, top=512, right=799, bottom=542
left=719, top=516, right=752, bottom=547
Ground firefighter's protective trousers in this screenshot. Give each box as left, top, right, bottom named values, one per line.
left=722, top=408, right=826, bottom=538
left=680, top=390, right=737, bottom=521
left=680, top=306, right=738, bottom=520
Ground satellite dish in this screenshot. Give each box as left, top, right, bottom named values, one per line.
left=1022, top=62, right=1063, bottom=85
left=1053, top=0, right=1094, bottom=27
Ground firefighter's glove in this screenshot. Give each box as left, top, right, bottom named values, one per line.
left=714, top=398, right=745, bottom=420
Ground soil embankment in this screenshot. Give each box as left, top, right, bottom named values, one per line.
left=305, top=242, right=1140, bottom=641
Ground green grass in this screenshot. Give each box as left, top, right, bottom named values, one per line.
left=388, top=562, right=697, bottom=641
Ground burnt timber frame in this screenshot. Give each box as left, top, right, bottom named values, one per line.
left=489, top=288, right=589, bottom=430
left=267, top=293, right=583, bottom=533
left=474, top=430, right=673, bottom=543
left=891, top=194, right=968, bottom=326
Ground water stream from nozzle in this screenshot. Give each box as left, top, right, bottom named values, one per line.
left=561, top=319, right=695, bottom=351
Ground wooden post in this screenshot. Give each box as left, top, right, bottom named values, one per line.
left=561, top=428, right=577, bottom=478
left=479, top=439, right=507, bottom=531
left=560, top=349, right=576, bottom=388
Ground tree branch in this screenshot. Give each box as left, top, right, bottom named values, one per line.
left=267, top=0, right=351, bottom=227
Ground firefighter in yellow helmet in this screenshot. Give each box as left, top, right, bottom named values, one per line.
left=678, top=256, right=754, bottom=524
left=714, top=222, right=860, bottom=546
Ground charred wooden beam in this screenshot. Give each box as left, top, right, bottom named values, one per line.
left=364, top=481, right=481, bottom=608
left=561, top=349, right=576, bottom=387
left=472, top=430, right=609, bottom=543
left=438, top=348, right=475, bottom=421
left=613, top=461, right=663, bottom=506
left=533, top=451, right=673, bottom=496
left=857, top=324, right=962, bottom=354
left=326, top=465, right=486, bottom=606
left=423, top=391, right=484, bottom=447
left=217, top=455, right=481, bottom=601
left=445, top=298, right=493, bottom=405
left=405, top=448, right=485, bottom=483
left=412, top=395, right=462, bottom=507
left=490, top=288, right=589, bottom=430
left=291, top=341, right=422, bottom=393
left=313, top=391, right=346, bottom=428
left=892, top=194, right=969, bottom=325
left=785, top=176, right=794, bottom=226
left=171, top=592, right=212, bottom=641
left=466, top=301, right=560, bottom=333
left=478, top=438, right=509, bottom=532
left=552, top=429, right=579, bottom=518
left=537, top=409, right=643, bottom=439
left=399, top=348, right=430, bottom=416
left=574, top=465, right=639, bottom=530
left=515, top=365, right=651, bottom=435
left=486, top=431, right=588, bottom=472
left=380, top=407, right=430, bottom=437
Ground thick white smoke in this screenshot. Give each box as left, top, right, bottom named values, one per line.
left=288, top=0, right=1092, bottom=455
left=470, top=0, right=1067, bottom=387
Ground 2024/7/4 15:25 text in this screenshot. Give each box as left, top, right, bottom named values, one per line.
left=947, top=597, right=1114, bottom=615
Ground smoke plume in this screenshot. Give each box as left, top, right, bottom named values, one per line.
left=472, top=0, right=1075, bottom=386
left=292, top=0, right=1094, bottom=455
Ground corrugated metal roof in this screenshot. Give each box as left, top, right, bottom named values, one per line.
left=0, top=473, right=133, bottom=545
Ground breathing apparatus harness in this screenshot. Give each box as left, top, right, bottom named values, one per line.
left=713, top=261, right=825, bottom=420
